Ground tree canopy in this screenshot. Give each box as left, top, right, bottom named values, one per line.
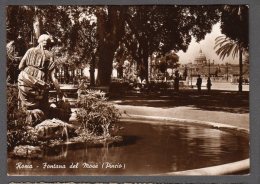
left=214, top=5, right=249, bottom=92
left=219, top=5, right=248, bottom=50
left=7, top=5, right=223, bottom=86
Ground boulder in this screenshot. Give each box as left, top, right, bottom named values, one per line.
left=35, top=118, right=75, bottom=140
left=26, top=109, right=45, bottom=126
left=13, top=145, right=42, bottom=158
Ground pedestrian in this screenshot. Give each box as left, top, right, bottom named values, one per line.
left=207, top=77, right=212, bottom=91
left=196, top=75, right=202, bottom=92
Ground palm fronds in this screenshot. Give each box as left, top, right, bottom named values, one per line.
left=214, top=35, right=240, bottom=60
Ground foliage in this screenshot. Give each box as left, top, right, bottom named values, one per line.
left=123, top=61, right=136, bottom=82
left=214, top=6, right=249, bottom=93
left=7, top=5, right=222, bottom=86
left=214, top=5, right=248, bottom=93
left=7, top=126, right=39, bottom=150
left=7, top=85, right=39, bottom=149
left=148, top=81, right=170, bottom=92
left=76, top=90, right=121, bottom=138
left=219, top=5, right=248, bottom=50
left=215, top=5, right=249, bottom=60
left=121, top=5, right=220, bottom=81
left=158, top=60, right=168, bottom=73
left=214, top=35, right=242, bottom=60
left=7, top=85, right=71, bottom=150
left=7, top=85, right=27, bottom=127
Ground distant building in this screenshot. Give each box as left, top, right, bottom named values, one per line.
left=194, top=49, right=207, bottom=65
left=179, top=49, right=249, bottom=83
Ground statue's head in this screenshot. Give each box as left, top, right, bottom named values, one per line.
left=38, top=34, right=51, bottom=48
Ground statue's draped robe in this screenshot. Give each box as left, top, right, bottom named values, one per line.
left=18, top=47, right=55, bottom=113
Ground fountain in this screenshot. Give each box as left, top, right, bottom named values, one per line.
left=8, top=115, right=249, bottom=175
left=7, top=86, right=249, bottom=176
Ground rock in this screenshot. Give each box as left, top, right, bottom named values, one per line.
left=35, top=118, right=75, bottom=140
left=26, top=109, right=45, bottom=126
left=13, top=145, right=42, bottom=158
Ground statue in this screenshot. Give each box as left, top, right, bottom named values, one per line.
left=17, top=34, right=63, bottom=121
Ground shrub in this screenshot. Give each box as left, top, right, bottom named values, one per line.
left=76, top=89, right=121, bottom=138
left=7, top=85, right=39, bottom=149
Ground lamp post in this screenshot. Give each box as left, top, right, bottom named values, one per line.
left=206, top=59, right=212, bottom=92
left=190, top=66, right=193, bottom=88
left=226, top=62, right=229, bottom=81
left=208, top=59, right=211, bottom=77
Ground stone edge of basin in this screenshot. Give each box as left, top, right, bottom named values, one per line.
left=121, top=114, right=250, bottom=176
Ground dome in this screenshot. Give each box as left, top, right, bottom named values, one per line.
left=194, top=49, right=207, bottom=65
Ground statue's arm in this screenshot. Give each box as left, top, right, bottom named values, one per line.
left=18, top=50, right=29, bottom=70
left=18, top=55, right=26, bottom=70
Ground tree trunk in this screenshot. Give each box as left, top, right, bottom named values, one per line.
left=117, top=64, right=123, bottom=79
left=89, top=56, right=95, bottom=86
left=95, top=6, right=126, bottom=87
left=140, top=44, right=149, bottom=82
left=33, top=7, right=43, bottom=44
left=96, top=43, right=115, bottom=86
left=64, top=65, right=70, bottom=84
left=143, top=49, right=149, bottom=82
left=238, top=48, right=243, bottom=92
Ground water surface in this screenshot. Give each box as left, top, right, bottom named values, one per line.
left=8, top=120, right=249, bottom=175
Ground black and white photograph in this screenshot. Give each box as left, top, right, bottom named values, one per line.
left=6, top=5, right=249, bottom=176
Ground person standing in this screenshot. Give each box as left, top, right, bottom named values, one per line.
left=196, top=75, right=202, bottom=92
left=174, top=70, right=180, bottom=92
left=207, top=77, right=212, bottom=91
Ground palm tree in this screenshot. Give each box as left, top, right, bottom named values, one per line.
left=214, top=35, right=244, bottom=92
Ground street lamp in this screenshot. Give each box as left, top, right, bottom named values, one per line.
left=190, top=66, right=193, bottom=88
left=208, top=59, right=211, bottom=77
left=207, top=59, right=213, bottom=92
left=226, top=62, right=229, bottom=81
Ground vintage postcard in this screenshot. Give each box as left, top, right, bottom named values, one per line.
left=6, top=5, right=249, bottom=176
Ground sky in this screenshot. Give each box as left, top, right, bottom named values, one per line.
left=177, top=22, right=239, bottom=65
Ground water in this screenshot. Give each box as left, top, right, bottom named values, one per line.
left=62, top=126, right=69, bottom=143
left=8, top=120, right=249, bottom=175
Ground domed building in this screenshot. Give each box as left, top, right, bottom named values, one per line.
left=194, top=49, right=207, bottom=65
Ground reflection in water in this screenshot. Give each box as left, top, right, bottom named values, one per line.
left=8, top=121, right=249, bottom=175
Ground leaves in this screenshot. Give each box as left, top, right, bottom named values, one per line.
left=7, top=5, right=222, bottom=85
left=214, top=35, right=240, bottom=60
left=76, top=89, right=121, bottom=137
left=220, top=5, right=248, bottom=50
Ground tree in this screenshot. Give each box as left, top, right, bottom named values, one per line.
left=123, top=5, right=220, bottom=82
left=7, top=5, right=221, bottom=87
left=113, top=42, right=130, bottom=79
left=95, top=6, right=127, bottom=86
left=215, top=35, right=246, bottom=91
left=6, top=5, right=90, bottom=83
left=217, top=5, right=249, bottom=92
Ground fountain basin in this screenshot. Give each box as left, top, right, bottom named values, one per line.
left=123, top=115, right=249, bottom=175
left=8, top=115, right=249, bottom=176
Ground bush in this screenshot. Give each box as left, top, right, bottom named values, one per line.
left=7, top=85, right=39, bottom=149
left=110, top=81, right=132, bottom=94
left=76, top=90, right=121, bottom=138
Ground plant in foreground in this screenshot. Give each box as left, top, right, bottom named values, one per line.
left=76, top=89, right=121, bottom=139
